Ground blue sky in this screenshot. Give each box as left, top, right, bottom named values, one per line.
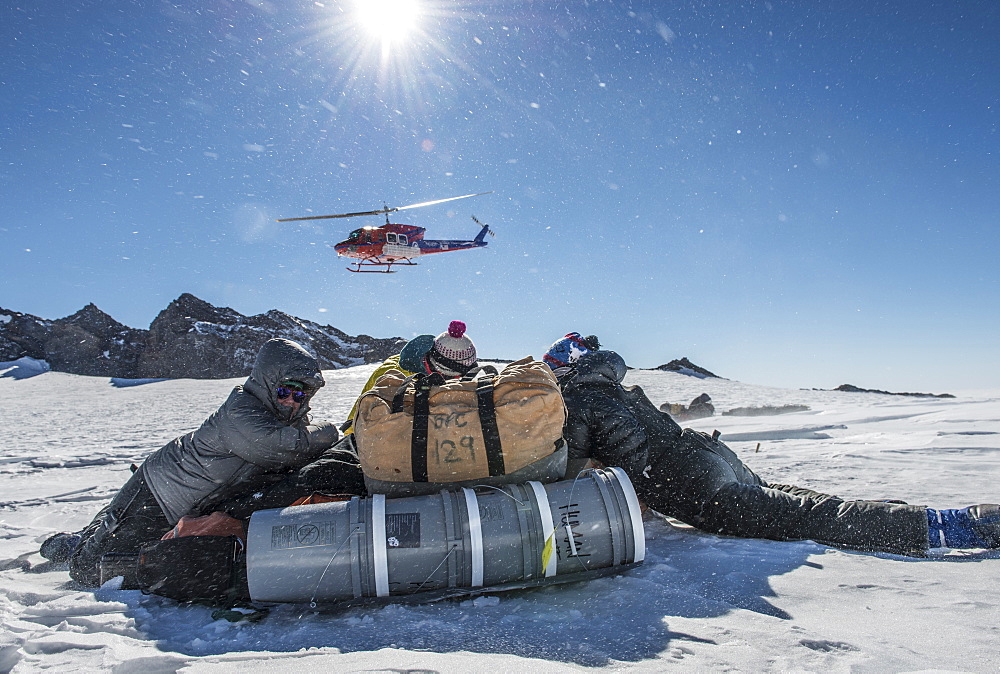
left=3, top=0, right=998, bottom=391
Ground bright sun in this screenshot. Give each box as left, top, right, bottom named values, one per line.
left=354, top=0, right=421, bottom=45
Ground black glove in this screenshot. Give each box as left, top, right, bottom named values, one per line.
left=306, top=419, right=340, bottom=451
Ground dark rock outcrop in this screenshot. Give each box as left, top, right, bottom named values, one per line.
left=50, top=304, right=147, bottom=377
left=660, top=393, right=716, bottom=421
left=723, top=404, right=811, bottom=417
left=0, top=303, right=145, bottom=377
left=652, top=357, right=720, bottom=379
left=833, top=384, right=955, bottom=399
left=0, top=294, right=405, bottom=380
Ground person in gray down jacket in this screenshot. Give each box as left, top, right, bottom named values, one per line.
left=547, top=336, right=1000, bottom=557
left=41, top=338, right=340, bottom=586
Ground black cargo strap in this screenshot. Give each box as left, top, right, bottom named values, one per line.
left=390, top=374, right=420, bottom=414
left=399, top=371, right=507, bottom=481
left=475, top=374, right=505, bottom=477
left=411, top=381, right=429, bottom=482
left=408, top=373, right=443, bottom=482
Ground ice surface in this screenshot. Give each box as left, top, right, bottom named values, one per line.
left=1, top=364, right=998, bottom=671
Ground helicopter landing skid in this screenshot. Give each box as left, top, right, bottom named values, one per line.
left=346, top=266, right=396, bottom=273
left=347, top=259, right=418, bottom=273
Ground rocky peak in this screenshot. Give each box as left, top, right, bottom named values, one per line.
left=165, top=293, right=243, bottom=323
left=56, top=303, right=130, bottom=335
left=653, top=357, right=720, bottom=379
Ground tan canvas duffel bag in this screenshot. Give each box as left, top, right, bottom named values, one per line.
left=354, top=357, right=567, bottom=495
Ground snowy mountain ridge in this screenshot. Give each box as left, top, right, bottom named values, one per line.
left=0, top=293, right=406, bottom=379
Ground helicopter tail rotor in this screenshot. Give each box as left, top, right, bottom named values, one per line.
left=472, top=216, right=495, bottom=245
left=472, top=215, right=495, bottom=238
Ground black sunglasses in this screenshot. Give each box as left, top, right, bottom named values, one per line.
left=276, top=385, right=309, bottom=403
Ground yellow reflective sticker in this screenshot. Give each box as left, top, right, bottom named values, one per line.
left=541, top=531, right=555, bottom=570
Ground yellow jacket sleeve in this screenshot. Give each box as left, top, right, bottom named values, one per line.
left=343, top=355, right=415, bottom=434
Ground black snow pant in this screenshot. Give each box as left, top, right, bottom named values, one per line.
left=634, top=428, right=930, bottom=557
left=215, top=435, right=367, bottom=520
left=69, top=469, right=171, bottom=586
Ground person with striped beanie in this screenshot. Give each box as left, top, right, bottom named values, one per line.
left=425, top=320, right=478, bottom=377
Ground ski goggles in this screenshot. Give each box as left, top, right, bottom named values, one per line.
left=276, top=381, right=309, bottom=403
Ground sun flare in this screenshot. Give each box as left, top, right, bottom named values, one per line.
left=354, top=0, right=421, bottom=45
left=307, top=0, right=476, bottom=114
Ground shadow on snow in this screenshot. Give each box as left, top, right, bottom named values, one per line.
left=131, top=520, right=823, bottom=666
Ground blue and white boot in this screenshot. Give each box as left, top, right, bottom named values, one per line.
left=927, top=505, right=1000, bottom=549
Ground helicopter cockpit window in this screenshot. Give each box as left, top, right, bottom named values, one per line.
left=386, top=233, right=398, bottom=244
left=347, top=230, right=363, bottom=243
left=398, top=235, right=407, bottom=245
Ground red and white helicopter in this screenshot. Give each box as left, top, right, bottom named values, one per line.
left=277, top=192, right=494, bottom=273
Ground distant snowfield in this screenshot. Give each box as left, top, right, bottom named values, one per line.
left=1, top=359, right=998, bottom=672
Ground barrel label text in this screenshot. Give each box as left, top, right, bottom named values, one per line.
left=386, top=512, right=421, bottom=548
left=271, top=521, right=336, bottom=549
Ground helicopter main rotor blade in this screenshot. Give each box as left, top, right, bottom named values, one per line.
left=275, top=191, right=492, bottom=222
left=276, top=208, right=394, bottom=222
left=395, top=191, right=494, bottom=212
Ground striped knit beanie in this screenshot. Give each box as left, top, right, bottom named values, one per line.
left=427, top=321, right=478, bottom=377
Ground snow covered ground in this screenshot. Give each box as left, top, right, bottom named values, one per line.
left=2, top=358, right=998, bottom=672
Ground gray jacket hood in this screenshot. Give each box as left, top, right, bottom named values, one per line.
left=244, top=338, right=325, bottom=424
left=142, top=338, right=329, bottom=524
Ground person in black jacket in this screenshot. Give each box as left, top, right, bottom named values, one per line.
left=41, top=338, right=341, bottom=586
left=551, top=342, right=1000, bottom=557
